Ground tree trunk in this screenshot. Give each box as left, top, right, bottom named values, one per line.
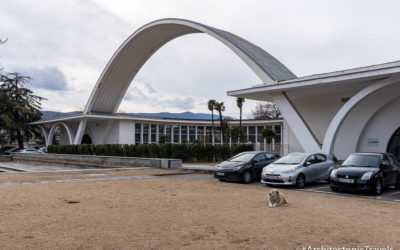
left=211, top=110, right=214, bottom=145
left=16, top=130, right=24, bottom=148
left=218, top=110, right=225, bottom=144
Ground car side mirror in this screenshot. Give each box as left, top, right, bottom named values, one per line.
left=381, top=161, right=389, bottom=168
left=304, top=161, right=311, bottom=167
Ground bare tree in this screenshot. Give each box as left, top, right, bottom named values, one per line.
left=251, top=102, right=282, bottom=120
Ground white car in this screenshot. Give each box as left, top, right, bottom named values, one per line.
left=261, top=152, right=335, bottom=188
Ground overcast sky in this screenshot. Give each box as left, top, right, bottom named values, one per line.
left=1, top=0, right=400, bottom=118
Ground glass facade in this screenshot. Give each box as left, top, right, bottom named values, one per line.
left=181, top=126, right=187, bottom=143
left=143, top=124, right=149, bottom=144
left=205, top=126, right=212, bottom=144
left=197, top=126, right=204, bottom=142
left=135, top=123, right=141, bottom=145
left=151, top=124, right=156, bottom=143
left=214, top=127, right=221, bottom=144
left=189, top=126, right=196, bottom=143
left=274, top=125, right=281, bottom=144
left=166, top=125, right=172, bottom=142
left=248, top=126, right=256, bottom=143
left=173, top=125, right=179, bottom=143
left=257, top=126, right=264, bottom=143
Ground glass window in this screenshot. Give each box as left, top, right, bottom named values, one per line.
left=197, top=126, right=204, bottom=139
left=181, top=126, right=187, bottom=143
left=189, top=126, right=196, bottom=143
left=205, top=126, right=212, bottom=144
left=265, top=153, right=276, bottom=160
left=151, top=124, right=156, bottom=143
left=257, top=126, right=264, bottom=143
left=316, top=154, right=326, bottom=162
left=173, top=125, right=179, bottom=143
left=166, top=125, right=172, bottom=142
left=135, top=123, right=141, bottom=145
left=248, top=126, right=255, bottom=143
left=274, top=125, right=281, bottom=144
left=214, top=127, right=221, bottom=144
left=143, top=124, right=149, bottom=144
left=253, top=153, right=266, bottom=162
left=158, top=124, right=164, bottom=135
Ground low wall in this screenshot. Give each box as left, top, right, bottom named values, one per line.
left=12, top=153, right=182, bottom=169
left=0, top=155, right=12, bottom=162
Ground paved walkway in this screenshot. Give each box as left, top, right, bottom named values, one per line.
left=182, top=163, right=216, bottom=173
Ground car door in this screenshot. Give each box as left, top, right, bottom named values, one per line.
left=315, top=154, right=331, bottom=180
left=382, top=155, right=397, bottom=186
left=252, top=153, right=267, bottom=177
left=302, top=154, right=320, bottom=182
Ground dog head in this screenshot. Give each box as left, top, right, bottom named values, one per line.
left=269, top=189, right=280, bottom=200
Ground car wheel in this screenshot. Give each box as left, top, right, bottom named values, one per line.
left=242, top=171, right=252, bottom=184
left=295, top=174, right=306, bottom=188
left=330, top=186, right=339, bottom=192
left=373, top=179, right=383, bottom=195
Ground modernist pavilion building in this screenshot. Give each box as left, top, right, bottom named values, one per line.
left=32, top=19, right=400, bottom=160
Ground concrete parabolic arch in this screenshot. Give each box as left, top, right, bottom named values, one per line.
left=84, top=18, right=296, bottom=114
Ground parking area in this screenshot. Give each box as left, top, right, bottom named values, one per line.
left=164, top=172, right=400, bottom=203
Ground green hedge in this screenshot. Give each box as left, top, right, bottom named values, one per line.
left=47, top=143, right=254, bottom=162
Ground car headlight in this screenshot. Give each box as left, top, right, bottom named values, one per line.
left=361, top=172, right=373, bottom=180
left=283, top=167, right=296, bottom=174
left=232, top=166, right=242, bottom=171
left=330, top=169, right=337, bottom=178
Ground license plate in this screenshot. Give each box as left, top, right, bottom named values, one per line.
left=267, top=175, right=279, bottom=180
left=216, top=172, right=224, bottom=176
left=339, top=178, right=354, bottom=183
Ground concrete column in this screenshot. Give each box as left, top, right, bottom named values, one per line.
left=73, top=118, right=87, bottom=145
left=148, top=123, right=151, bottom=144
left=132, top=122, right=136, bottom=145
left=195, top=126, right=198, bottom=140
left=179, top=125, right=182, bottom=143
left=187, top=125, right=190, bottom=142
left=156, top=124, right=159, bottom=143
left=171, top=125, right=174, bottom=144
left=140, top=123, right=143, bottom=144
left=229, top=126, right=232, bottom=147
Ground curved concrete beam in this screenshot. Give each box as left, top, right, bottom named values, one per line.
left=47, top=122, right=75, bottom=145
left=84, top=18, right=296, bottom=114
left=38, top=125, right=49, bottom=147
left=322, top=76, right=400, bottom=157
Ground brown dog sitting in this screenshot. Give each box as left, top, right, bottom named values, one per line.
left=268, top=189, right=288, bottom=208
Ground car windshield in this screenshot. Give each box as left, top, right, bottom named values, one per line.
left=229, top=152, right=257, bottom=162
left=342, top=154, right=380, bottom=168
left=274, top=153, right=306, bottom=164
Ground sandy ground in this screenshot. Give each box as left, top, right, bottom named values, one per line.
left=0, top=170, right=399, bottom=249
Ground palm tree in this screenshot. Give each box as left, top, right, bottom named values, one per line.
left=236, top=97, right=245, bottom=127
left=214, top=101, right=226, bottom=144
left=236, top=97, right=245, bottom=143
left=207, top=99, right=216, bottom=144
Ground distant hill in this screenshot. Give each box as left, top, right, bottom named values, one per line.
left=41, top=111, right=231, bottom=120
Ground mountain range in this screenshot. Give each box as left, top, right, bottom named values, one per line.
left=41, top=111, right=232, bottom=120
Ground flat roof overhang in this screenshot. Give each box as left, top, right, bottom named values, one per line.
left=30, top=113, right=283, bottom=126
left=228, top=60, right=400, bottom=102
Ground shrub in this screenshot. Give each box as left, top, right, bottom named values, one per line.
left=47, top=143, right=254, bottom=162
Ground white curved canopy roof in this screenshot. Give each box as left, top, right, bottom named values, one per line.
left=84, top=18, right=296, bottom=114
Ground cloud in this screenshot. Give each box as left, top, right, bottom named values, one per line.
left=18, top=66, right=69, bottom=91
left=123, top=81, right=197, bottom=111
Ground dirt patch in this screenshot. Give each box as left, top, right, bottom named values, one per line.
left=0, top=172, right=399, bottom=249
left=0, top=168, right=187, bottom=184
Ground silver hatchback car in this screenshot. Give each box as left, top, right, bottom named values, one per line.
left=261, top=152, right=335, bottom=188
